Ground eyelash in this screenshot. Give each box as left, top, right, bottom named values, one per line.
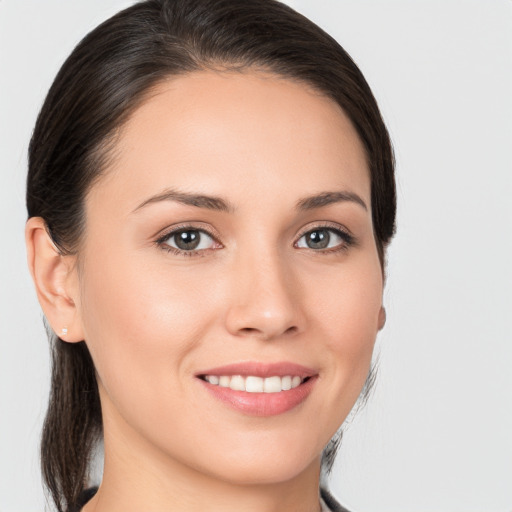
left=155, top=222, right=355, bottom=257
left=155, top=224, right=220, bottom=258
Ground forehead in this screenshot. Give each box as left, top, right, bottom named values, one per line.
left=90, top=70, right=370, bottom=214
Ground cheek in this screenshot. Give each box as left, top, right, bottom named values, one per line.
left=309, top=250, right=382, bottom=346
left=305, top=255, right=382, bottom=422
left=77, top=248, right=219, bottom=413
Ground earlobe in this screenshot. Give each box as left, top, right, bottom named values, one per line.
left=25, top=217, right=84, bottom=343
left=378, top=306, right=386, bottom=331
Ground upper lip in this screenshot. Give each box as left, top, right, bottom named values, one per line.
left=195, top=361, right=317, bottom=379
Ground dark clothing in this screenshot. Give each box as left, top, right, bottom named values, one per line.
left=69, top=487, right=99, bottom=512
left=320, top=487, right=351, bottom=512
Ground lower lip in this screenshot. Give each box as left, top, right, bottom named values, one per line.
left=198, top=376, right=317, bottom=417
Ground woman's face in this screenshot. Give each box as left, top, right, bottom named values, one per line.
left=74, top=70, right=384, bottom=485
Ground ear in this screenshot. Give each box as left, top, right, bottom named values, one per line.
left=378, top=306, right=386, bottom=331
left=25, top=217, right=84, bottom=343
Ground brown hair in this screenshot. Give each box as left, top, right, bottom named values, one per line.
left=27, top=1, right=396, bottom=510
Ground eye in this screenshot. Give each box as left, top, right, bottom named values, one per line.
left=157, top=227, right=218, bottom=255
left=296, top=227, right=353, bottom=252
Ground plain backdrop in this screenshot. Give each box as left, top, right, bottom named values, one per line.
left=1, top=1, right=511, bottom=511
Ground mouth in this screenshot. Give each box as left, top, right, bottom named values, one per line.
left=198, top=374, right=311, bottom=393
left=195, top=362, right=318, bottom=416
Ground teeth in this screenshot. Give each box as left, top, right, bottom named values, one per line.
left=263, top=376, right=281, bottom=393
left=206, top=375, right=219, bottom=385
left=246, top=376, right=264, bottom=392
left=204, top=374, right=306, bottom=393
left=219, top=376, right=230, bottom=387
left=229, top=375, right=245, bottom=391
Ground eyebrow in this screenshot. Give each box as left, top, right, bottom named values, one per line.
left=133, top=188, right=368, bottom=213
left=133, top=188, right=234, bottom=213
left=295, top=191, right=367, bottom=212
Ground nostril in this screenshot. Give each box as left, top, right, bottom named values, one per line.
left=240, top=327, right=258, bottom=334
left=237, top=325, right=299, bottom=340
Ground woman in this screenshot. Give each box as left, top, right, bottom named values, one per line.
left=25, top=0, right=395, bottom=511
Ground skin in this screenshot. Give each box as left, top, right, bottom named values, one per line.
left=26, top=70, right=385, bottom=512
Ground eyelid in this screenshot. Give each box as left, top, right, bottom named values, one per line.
left=295, top=221, right=353, bottom=241
left=294, top=221, right=356, bottom=251
left=155, top=223, right=222, bottom=249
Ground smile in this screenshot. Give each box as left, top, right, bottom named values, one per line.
left=201, top=374, right=307, bottom=393
left=195, top=362, right=318, bottom=416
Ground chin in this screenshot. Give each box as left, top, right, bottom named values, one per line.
left=207, top=456, right=319, bottom=487
left=185, top=434, right=323, bottom=487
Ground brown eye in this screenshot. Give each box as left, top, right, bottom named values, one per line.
left=163, top=229, right=215, bottom=252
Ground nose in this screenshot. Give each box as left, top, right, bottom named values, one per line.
left=224, top=249, right=303, bottom=341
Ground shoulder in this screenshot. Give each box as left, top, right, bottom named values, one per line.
left=320, top=486, right=353, bottom=512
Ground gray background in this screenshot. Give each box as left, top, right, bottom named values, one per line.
left=1, top=1, right=511, bottom=511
